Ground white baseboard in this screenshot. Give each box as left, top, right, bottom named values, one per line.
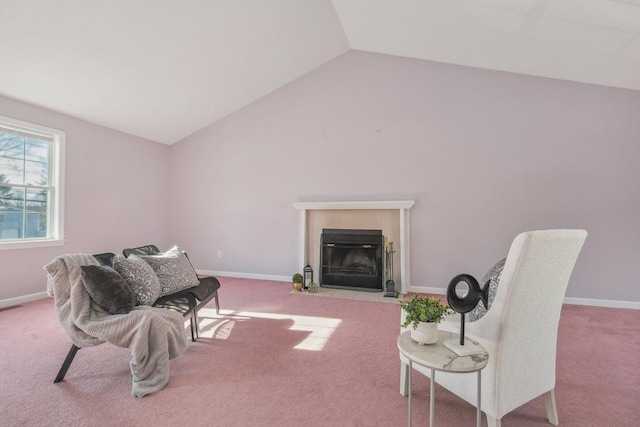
left=408, top=286, right=640, bottom=310
left=196, top=270, right=290, bottom=283
left=410, top=286, right=446, bottom=296
left=562, top=297, right=640, bottom=310
left=0, top=291, right=48, bottom=309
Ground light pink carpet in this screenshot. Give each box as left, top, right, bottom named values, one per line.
left=1, top=277, right=638, bottom=426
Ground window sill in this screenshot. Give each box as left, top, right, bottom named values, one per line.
left=0, top=239, right=66, bottom=251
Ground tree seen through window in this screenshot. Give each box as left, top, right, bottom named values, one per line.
left=0, top=131, right=52, bottom=240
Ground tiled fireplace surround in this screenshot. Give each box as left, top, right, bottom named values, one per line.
left=292, top=201, right=415, bottom=294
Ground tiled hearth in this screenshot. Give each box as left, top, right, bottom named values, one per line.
left=292, top=286, right=400, bottom=304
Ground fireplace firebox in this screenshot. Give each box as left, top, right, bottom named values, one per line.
left=320, top=229, right=384, bottom=291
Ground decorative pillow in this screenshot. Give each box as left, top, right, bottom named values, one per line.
left=113, top=254, right=162, bottom=306
left=137, top=245, right=200, bottom=296
left=467, top=258, right=506, bottom=322
left=80, top=265, right=136, bottom=315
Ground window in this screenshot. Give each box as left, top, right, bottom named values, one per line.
left=0, top=116, right=65, bottom=250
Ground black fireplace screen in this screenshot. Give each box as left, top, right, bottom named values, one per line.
left=320, top=229, right=384, bottom=291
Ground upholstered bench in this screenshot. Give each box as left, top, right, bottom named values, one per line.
left=52, top=246, right=220, bottom=384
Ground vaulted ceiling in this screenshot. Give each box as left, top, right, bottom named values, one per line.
left=1, top=0, right=638, bottom=145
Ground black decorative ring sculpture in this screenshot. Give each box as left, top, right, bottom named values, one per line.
left=446, top=274, right=490, bottom=346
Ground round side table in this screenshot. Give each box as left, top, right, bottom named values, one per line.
left=397, top=330, right=488, bottom=427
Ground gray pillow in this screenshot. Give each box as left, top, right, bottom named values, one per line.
left=137, top=246, right=200, bottom=296
left=467, top=258, right=506, bottom=322
left=80, top=265, right=136, bottom=315
left=113, top=254, right=162, bottom=306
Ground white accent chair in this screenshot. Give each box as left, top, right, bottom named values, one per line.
left=400, top=229, right=587, bottom=427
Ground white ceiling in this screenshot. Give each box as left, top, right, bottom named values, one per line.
left=1, top=0, right=638, bottom=145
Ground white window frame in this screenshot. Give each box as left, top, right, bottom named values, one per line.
left=0, top=115, right=66, bottom=250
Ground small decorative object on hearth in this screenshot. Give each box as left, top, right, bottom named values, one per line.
left=303, top=263, right=313, bottom=290
left=292, top=273, right=303, bottom=293
left=308, top=282, right=318, bottom=293
left=444, top=274, right=489, bottom=356
left=399, top=295, right=452, bottom=345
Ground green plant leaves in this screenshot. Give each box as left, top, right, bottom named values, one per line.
left=398, top=295, right=452, bottom=328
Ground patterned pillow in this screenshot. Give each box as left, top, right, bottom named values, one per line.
left=137, top=246, right=200, bottom=296
left=80, top=265, right=136, bottom=315
left=467, top=258, right=506, bottom=322
left=113, top=254, right=162, bottom=305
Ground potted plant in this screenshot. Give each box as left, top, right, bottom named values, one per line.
left=292, top=273, right=304, bottom=292
left=399, top=295, right=452, bottom=344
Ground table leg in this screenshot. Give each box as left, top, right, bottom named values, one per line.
left=430, top=368, right=435, bottom=427
left=408, top=359, right=412, bottom=427
left=477, top=370, right=481, bottom=427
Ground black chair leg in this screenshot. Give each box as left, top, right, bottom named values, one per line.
left=54, top=344, right=80, bottom=383
left=189, top=315, right=195, bottom=342
left=191, top=311, right=197, bottom=340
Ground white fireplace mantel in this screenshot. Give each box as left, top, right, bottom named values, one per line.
left=292, top=200, right=415, bottom=294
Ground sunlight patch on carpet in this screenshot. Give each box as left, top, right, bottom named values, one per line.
left=195, top=308, right=236, bottom=340
left=196, top=308, right=341, bottom=351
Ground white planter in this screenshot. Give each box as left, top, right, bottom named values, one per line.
left=410, top=322, right=439, bottom=345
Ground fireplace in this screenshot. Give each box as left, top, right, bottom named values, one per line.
left=293, top=200, right=415, bottom=293
left=320, top=229, right=384, bottom=291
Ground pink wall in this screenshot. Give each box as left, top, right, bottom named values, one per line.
left=0, top=96, right=171, bottom=300
left=169, top=51, right=640, bottom=303
left=2, top=51, right=638, bottom=304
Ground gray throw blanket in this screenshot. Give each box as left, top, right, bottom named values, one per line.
left=44, top=253, right=188, bottom=397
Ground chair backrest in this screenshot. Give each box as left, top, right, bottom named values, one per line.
left=93, top=252, right=115, bottom=267
left=469, top=229, right=587, bottom=416
left=122, top=245, right=160, bottom=258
